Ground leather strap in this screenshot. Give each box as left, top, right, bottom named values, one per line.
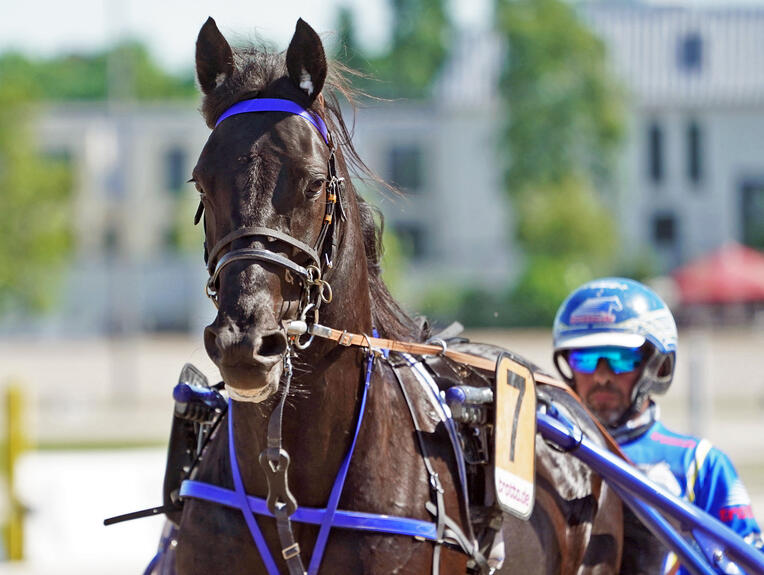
left=260, top=356, right=305, bottom=574
left=208, top=226, right=320, bottom=274
left=305, top=323, right=630, bottom=462
left=210, top=249, right=311, bottom=289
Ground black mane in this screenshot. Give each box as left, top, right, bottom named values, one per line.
left=199, top=45, right=425, bottom=342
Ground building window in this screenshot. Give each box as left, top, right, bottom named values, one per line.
left=740, top=182, right=764, bottom=250
left=648, top=122, right=664, bottom=184
left=393, top=222, right=426, bottom=260
left=679, top=32, right=703, bottom=73
left=687, top=120, right=703, bottom=185
left=388, top=144, right=423, bottom=192
left=164, top=146, right=187, bottom=193
left=652, top=212, right=677, bottom=246
left=103, top=221, right=120, bottom=255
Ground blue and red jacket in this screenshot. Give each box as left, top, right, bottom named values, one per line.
left=619, top=417, right=763, bottom=574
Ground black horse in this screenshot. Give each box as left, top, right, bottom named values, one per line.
left=158, top=17, right=624, bottom=575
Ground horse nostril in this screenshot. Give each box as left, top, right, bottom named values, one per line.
left=257, top=331, right=287, bottom=358
left=204, top=326, right=221, bottom=361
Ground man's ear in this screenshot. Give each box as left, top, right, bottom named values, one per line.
left=196, top=17, right=234, bottom=95
left=285, top=18, right=327, bottom=103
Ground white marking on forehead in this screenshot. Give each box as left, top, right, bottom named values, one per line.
left=214, top=72, right=227, bottom=88
left=299, top=67, right=314, bottom=96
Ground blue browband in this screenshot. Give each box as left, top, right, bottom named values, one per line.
left=214, top=98, right=330, bottom=145
left=180, top=350, right=439, bottom=575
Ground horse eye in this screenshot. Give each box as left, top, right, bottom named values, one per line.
left=305, top=179, right=325, bottom=198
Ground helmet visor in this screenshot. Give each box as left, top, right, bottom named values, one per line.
left=568, top=346, right=643, bottom=375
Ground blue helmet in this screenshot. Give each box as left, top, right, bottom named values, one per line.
left=553, top=277, right=677, bottom=407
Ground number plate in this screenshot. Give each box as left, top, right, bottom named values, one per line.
left=494, top=353, right=536, bottom=519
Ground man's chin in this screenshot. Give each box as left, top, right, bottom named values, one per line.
left=591, top=406, right=627, bottom=427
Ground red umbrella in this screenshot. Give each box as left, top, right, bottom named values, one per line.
left=673, top=243, right=764, bottom=305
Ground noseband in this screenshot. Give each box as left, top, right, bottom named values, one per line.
left=196, top=98, right=345, bottom=332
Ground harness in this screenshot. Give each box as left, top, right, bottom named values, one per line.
left=185, top=97, right=488, bottom=575
left=180, top=349, right=485, bottom=575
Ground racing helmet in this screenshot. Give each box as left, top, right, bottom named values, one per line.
left=552, top=277, right=677, bottom=411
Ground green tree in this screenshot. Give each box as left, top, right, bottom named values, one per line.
left=497, top=0, right=623, bottom=190
left=0, top=83, right=72, bottom=312
left=386, top=0, right=450, bottom=96
left=496, top=0, right=627, bottom=325
left=0, top=43, right=196, bottom=103
left=335, top=7, right=364, bottom=69
left=334, top=0, right=451, bottom=98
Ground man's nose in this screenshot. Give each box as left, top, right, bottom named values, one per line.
left=593, top=358, right=615, bottom=380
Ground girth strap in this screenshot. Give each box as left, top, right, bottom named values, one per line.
left=179, top=480, right=440, bottom=539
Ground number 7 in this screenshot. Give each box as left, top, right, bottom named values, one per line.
left=507, top=371, right=526, bottom=462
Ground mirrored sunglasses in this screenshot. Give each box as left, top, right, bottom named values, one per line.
left=568, top=346, right=643, bottom=375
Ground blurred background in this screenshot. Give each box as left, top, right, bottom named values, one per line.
left=1, top=0, right=764, bottom=572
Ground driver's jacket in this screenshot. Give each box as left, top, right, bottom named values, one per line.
left=620, top=419, right=764, bottom=574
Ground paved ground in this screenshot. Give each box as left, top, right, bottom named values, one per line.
left=1, top=449, right=166, bottom=575
left=0, top=328, right=762, bottom=572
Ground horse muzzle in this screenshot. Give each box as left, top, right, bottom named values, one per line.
left=204, top=323, right=287, bottom=402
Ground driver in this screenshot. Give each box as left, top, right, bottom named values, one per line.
left=552, top=277, right=763, bottom=574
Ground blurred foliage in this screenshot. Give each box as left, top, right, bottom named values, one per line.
left=494, top=0, right=628, bottom=326
left=380, top=223, right=405, bottom=294
left=0, top=82, right=72, bottom=312
left=167, top=191, right=205, bottom=255
left=0, top=42, right=196, bottom=102
left=334, top=0, right=451, bottom=98
left=514, top=175, right=616, bottom=262
left=497, top=0, right=624, bottom=190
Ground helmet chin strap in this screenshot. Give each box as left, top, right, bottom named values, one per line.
left=611, top=346, right=666, bottom=429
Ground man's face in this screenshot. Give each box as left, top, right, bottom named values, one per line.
left=568, top=347, right=644, bottom=426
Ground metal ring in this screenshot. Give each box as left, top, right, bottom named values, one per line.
left=428, top=338, right=448, bottom=355
left=319, top=280, right=333, bottom=304
left=294, top=304, right=317, bottom=350
left=306, top=264, right=321, bottom=284
left=299, top=303, right=315, bottom=322
left=205, top=282, right=220, bottom=309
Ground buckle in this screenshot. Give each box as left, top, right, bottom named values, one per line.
left=282, top=542, right=301, bottom=560
left=338, top=330, right=353, bottom=346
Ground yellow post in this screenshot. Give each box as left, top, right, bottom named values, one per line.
left=4, top=384, right=25, bottom=560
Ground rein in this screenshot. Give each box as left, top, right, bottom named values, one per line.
left=285, top=320, right=629, bottom=460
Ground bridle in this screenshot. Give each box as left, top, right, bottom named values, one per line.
left=196, top=97, right=346, bottom=347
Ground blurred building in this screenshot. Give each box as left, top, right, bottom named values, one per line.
left=583, top=2, right=764, bottom=272
left=27, top=102, right=213, bottom=336
left=349, top=30, right=516, bottom=303
left=22, top=2, right=764, bottom=334
left=26, top=31, right=515, bottom=335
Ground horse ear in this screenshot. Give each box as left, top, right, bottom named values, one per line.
left=285, top=18, right=327, bottom=103
left=196, top=17, right=234, bottom=95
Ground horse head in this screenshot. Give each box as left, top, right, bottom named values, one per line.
left=193, top=18, right=358, bottom=402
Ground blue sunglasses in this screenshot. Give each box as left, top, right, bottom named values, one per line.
left=568, top=346, right=644, bottom=375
